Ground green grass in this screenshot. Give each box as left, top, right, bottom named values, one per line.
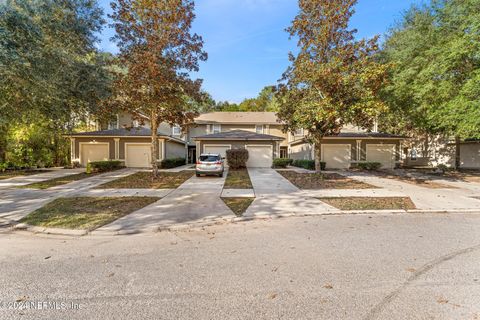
left=0, top=170, right=50, bottom=180
left=221, top=197, right=254, bottom=216
left=96, top=171, right=194, bottom=189
left=20, top=197, right=160, bottom=230
left=318, top=197, right=416, bottom=210
left=19, top=172, right=97, bottom=189
left=277, top=171, right=376, bottom=189
left=224, top=169, right=253, bottom=189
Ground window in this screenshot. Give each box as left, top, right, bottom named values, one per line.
left=108, top=117, right=119, bottom=130
left=294, top=128, right=304, bottom=137
left=172, top=125, right=181, bottom=136
left=132, top=120, right=139, bottom=127
left=212, top=124, right=221, bottom=134
left=255, top=125, right=264, bottom=134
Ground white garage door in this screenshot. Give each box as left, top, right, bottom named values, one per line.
left=80, top=144, right=109, bottom=166
left=366, top=144, right=395, bottom=169
left=126, top=144, right=151, bottom=168
left=460, top=144, right=480, bottom=168
left=322, top=144, right=351, bottom=169
left=203, top=145, right=231, bottom=159
left=246, top=145, right=273, bottom=168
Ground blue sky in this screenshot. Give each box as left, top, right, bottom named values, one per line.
left=97, top=0, right=420, bottom=103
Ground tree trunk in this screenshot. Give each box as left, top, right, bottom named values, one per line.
left=314, top=140, right=322, bottom=173
left=0, top=125, right=7, bottom=163
left=454, top=136, right=461, bottom=170
left=150, top=112, right=159, bottom=178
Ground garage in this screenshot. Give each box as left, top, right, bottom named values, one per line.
left=322, top=144, right=351, bottom=169
left=80, top=143, right=109, bottom=166
left=366, top=144, right=395, bottom=169
left=125, top=143, right=151, bottom=168
left=460, top=144, right=480, bottom=168
left=246, top=145, right=273, bottom=168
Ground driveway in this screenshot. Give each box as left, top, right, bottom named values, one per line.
left=96, top=173, right=233, bottom=233
left=0, top=168, right=85, bottom=189
left=245, top=168, right=339, bottom=217
left=1, top=213, right=479, bottom=319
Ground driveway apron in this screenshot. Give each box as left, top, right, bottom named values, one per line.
left=97, top=173, right=233, bottom=233
left=245, top=168, right=338, bottom=217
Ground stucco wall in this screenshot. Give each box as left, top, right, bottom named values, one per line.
left=460, top=143, right=480, bottom=168
left=166, top=140, right=186, bottom=159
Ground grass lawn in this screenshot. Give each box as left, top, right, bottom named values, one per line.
left=19, top=172, right=97, bottom=189
left=224, top=169, right=253, bottom=189
left=221, top=197, right=254, bottom=216
left=0, top=170, right=50, bottom=180
left=318, top=197, right=416, bottom=210
left=278, top=171, right=376, bottom=189
left=97, top=171, right=194, bottom=189
left=19, top=197, right=159, bottom=230
left=369, top=171, right=454, bottom=189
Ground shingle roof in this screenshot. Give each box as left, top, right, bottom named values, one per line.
left=333, top=132, right=406, bottom=138
left=194, top=112, right=281, bottom=125
left=193, top=130, right=285, bottom=141
left=66, top=128, right=185, bottom=143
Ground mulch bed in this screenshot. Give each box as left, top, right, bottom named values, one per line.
left=277, top=171, right=376, bottom=189
left=318, top=197, right=416, bottom=210
left=96, top=171, right=194, bottom=189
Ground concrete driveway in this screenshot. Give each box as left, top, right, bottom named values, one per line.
left=96, top=173, right=233, bottom=233
left=0, top=168, right=85, bottom=189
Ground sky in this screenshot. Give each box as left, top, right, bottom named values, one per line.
left=97, top=0, right=420, bottom=103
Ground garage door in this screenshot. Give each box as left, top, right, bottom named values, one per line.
left=246, top=145, right=273, bottom=168
left=366, top=144, right=395, bottom=169
left=322, top=144, right=351, bottom=169
left=204, top=145, right=231, bottom=159
left=125, top=144, right=151, bottom=168
left=80, top=144, right=109, bottom=166
left=460, top=144, right=480, bottom=168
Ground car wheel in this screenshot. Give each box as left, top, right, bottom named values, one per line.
left=196, top=173, right=200, bottom=177
left=219, top=172, right=223, bottom=177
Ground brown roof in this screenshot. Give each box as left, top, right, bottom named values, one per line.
left=194, top=112, right=281, bottom=125
left=193, top=130, right=284, bottom=141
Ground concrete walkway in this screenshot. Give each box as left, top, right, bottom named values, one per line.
left=0, top=169, right=137, bottom=222
left=0, top=168, right=85, bottom=188
left=341, top=171, right=480, bottom=210
left=245, top=168, right=338, bottom=217
left=96, top=173, right=233, bottom=233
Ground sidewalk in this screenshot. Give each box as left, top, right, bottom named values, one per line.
left=0, top=168, right=84, bottom=188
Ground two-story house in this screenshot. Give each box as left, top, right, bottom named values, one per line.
left=68, top=111, right=404, bottom=169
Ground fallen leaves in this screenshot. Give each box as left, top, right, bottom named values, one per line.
left=323, top=283, right=333, bottom=289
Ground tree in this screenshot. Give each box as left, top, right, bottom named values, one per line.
left=379, top=0, right=480, bottom=140
left=277, top=0, right=389, bottom=171
left=110, top=0, right=207, bottom=177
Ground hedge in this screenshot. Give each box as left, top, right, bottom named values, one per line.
left=357, top=162, right=382, bottom=171
left=160, top=157, right=186, bottom=169
left=226, top=149, right=249, bottom=169
left=86, top=160, right=124, bottom=173
left=291, top=159, right=326, bottom=171
left=272, top=158, right=293, bottom=168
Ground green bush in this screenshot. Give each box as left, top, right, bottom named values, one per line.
left=226, top=149, right=249, bottom=169
left=357, top=162, right=382, bottom=171
left=273, top=158, right=293, bottom=168
left=160, top=157, right=186, bottom=169
left=292, top=159, right=325, bottom=171
left=86, top=160, right=124, bottom=173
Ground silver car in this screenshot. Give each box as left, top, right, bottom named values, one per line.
left=196, top=153, right=225, bottom=177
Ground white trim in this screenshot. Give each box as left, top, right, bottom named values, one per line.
left=70, top=138, right=75, bottom=162
left=114, top=138, right=120, bottom=160
left=203, top=144, right=232, bottom=154
left=356, top=140, right=362, bottom=161
left=79, top=142, right=110, bottom=166
left=212, top=124, right=221, bottom=134
left=255, top=125, right=264, bottom=134
left=172, top=125, right=181, bottom=136
left=124, top=142, right=152, bottom=168
left=158, top=139, right=165, bottom=160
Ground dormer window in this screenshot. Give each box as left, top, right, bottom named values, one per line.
left=108, top=116, right=119, bottom=130
left=212, top=124, right=221, bottom=134
left=255, top=125, right=264, bottom=134
left=132, top=120, right=139, bottom=128
left=172, top=125, right=181, bottom=136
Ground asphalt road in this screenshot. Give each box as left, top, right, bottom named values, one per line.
left=0, top=213, right=479, bottom=320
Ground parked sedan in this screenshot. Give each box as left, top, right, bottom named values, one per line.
left=196, top=153, right=225, bottom=177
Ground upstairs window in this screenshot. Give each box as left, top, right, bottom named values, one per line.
left=255, top=125, right=264, bottom=134
left=294, top=128, right=304, bottom=137
left=212, top=124, right=221, bottom=134
left=132, top=120, right=139, bottom=127
left=172, top=125, right=181, bottom=136
left=108, top=117, right=119, bottom=130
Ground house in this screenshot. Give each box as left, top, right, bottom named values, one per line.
left=68, top=111, right=405, bottom=169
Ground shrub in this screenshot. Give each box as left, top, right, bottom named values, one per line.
left=273, top=158, right=293, bottom=168
left=0, top=163, right=7, bottom=172
left=226, top=149, right=249, bottom=169
left=86, top=160, right=124, bottom=173
left=160, top=157, right=186, bottom=169
left=292, top=159, right=325, bottom=171
left=357, top=162, right=382, bottom=171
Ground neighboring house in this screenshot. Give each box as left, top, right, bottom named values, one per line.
left=67, top=111, right=405, bottom=169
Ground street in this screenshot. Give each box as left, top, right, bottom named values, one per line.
left=0, top=213, right=479, bottom=320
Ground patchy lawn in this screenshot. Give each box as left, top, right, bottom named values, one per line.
left=222, top=197, right=254, bottom=216
left=0, top=170, right=50, bottom=180
left=368, top=171, right=454, bottom=189
left=19, top=172, right=98, bottom=189
left=278, top=171, right=376, bottom=189
left=19, top=197, right=159, bottom=230
left=318, top=197, right=416, bottom=210
left=97, top=171, right=194, bottom=189
left=224, top=169, right=253, bottom=189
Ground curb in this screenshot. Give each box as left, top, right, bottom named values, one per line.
left=8, top=208, right=480, bottom=237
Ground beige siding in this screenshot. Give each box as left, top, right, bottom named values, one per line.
left=198, top=140, right=277, bottom=160
left=290, top=143, right=313, bottom=160
left=268, top=125, right=288, bottom=146
left=73, top=138, right=115, bottom=161
left=187, top=125, right=208, bottom=144
left=166, top=141, right=186, bottom=159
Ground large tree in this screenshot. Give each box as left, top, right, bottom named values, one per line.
left=110, top=0, right=207, bottom=176
left=277, top=0, right=389, bottom=171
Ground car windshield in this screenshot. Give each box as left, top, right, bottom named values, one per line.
left=199, top=155, right=220, bottom=162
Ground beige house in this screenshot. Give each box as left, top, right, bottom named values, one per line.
left=68, top=111, right=405, bottom=169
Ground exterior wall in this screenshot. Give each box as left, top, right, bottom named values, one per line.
left=197, top=140, right=277, bottom=160
left=166, top=140, right=187, bottom=159
left=73, top=137, right=116, bottom=162
left=460, top=143, right=480, bottom=169
left=268, top=125, right=288, bottom=146
left=403, top=134, right=455, bottom=167
left=289, top=142, right=313, bottom=160
left=187, top=124, right=208, bottom=144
